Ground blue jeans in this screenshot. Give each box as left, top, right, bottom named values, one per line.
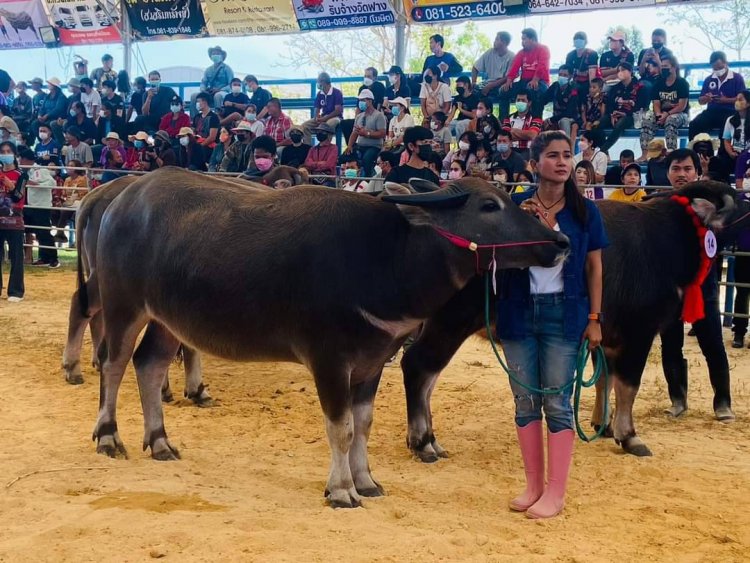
left=502, top=293, right=577, bottom=432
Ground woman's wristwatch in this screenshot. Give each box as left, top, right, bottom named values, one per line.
left=588, top=313, right=604, bottom=323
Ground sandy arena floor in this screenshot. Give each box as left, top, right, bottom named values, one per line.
left=0, top=268, right=749, bottom=562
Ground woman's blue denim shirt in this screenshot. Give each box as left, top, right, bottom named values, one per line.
left=497, top=190, right=610, bottom=342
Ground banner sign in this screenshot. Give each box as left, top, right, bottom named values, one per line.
left=205, top=0, right=298, bottom=35
left=0, top=0, right=48, bottom=49
left=47, top=0, right=121, bottom=45
left=124, top=0, right=207, bottom=40
left=528, top=0, right=654, bottom=13
left=293, top=0, right=394, bottom=31
left=405, top=0, right=525, bottom=23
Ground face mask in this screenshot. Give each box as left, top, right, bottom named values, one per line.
left=558, top=76, right=570, bottom=86
left=235, top=134, right=246, bottom=142
left=211, top=54, right=223, bottom=64
left=417, top=144, right=432, bottom=160
left=661, top=68, right=671, bottom=79
left=344, top=168, right=358, bottom=178
left=430, top=121, right=439, bottom=131
left=315, top=132, right=328, bottom=143
left=246, top=113, right=256, bottom=121
left=290, top=133, right=303, bottom=144
left=358, top=101, right=367, bottom=111
left=392, top=106, right=401, bottom=117
left=39, top=132, right=49, bottom=141
left=424, top=74, right=434, bottom=85
left=179, top=136, right=190, bottom=147
left=388, top=75, right=397, bottom=85
left=652, top=41, right=663, bottom=50
left=102, top=89, right=110, bottom=97
left=456, top=86, right=465, bottom=96
left=516, top=101, right=528, bottom=113
left=70, top=109, right=77, bottom=117
left=171, top=105, right=181, bottom=113
left=735, top=100, right=747, bottom=111
left=458, top=141, right=470, bottom=151
left=195, top=101, right=204, bottom=111
left=150, top=80, right=160, bottom=88
left=100, top=110, right=107, bottom=119
left=231, top=85, right=241, bottom=94
left=574, top=39, right=586, bottom=49
left=134, top=140, right=145, bottom=149
left=448, top=170, right=462, bottom=180
left=579, top=140, right=590, bottom=151
left=374, top=165, right=382, bottom=176
left=493, top=173, right=506, bottom=182
left=496, top=142, right=509, bottom=153
left=363, top=77, right=373, bottom=87
left=255, top=157, right=273, bottom=172
left=0, top=154, right=14, bottom=165
left=483, top=125, right=492, bottom=134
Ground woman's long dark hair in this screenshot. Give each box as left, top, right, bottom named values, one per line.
left=530, top=130, right=588, bottom=225
left=0, top=141, right=18, bottom=169
left=729, top=90, right=750, bottom=145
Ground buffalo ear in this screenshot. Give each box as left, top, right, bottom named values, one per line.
left=691, top=198, right=721, bottom=227
left=384, top=182, right=413, bottom=196
left=409, top=178, right=441, bottom=193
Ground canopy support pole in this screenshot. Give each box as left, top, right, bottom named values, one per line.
left=394, top=0, right=407, bottom=68
left=121, top=0, right=132, bottom=75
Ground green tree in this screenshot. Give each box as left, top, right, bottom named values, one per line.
left=405, top=22, right=491, bottom=74
left=597, top=26, right=644, bottom=58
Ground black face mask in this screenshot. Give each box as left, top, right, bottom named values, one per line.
left=661, top=68, right=671, bottom=79
left=652, top=41, right=663, bottom=50
left=315, top=132, right=329, bottom=143
left=456, top=86, right=465, bottom=96
left=417, top=144, right=432, bottom=160
left=290, top=133, right=303, bottom=144
left=424, top=75, right=434, bottom=85
left=235, top=134, right=246, bottom=142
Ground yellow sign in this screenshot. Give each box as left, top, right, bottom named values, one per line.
left=204, top=0, right=299, bottom=35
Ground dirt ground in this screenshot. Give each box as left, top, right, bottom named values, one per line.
left=1, top=268, right=749, bottom=563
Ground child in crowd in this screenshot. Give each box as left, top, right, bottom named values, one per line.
left=609, top=162, right=646, bottom=202
left=470, top=139, right=493, bottom=178
left=581, top=78, right=605, bottom=132
left=429, top=111, right=452, bottom=156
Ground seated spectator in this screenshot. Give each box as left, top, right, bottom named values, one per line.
left=241, top=104, right=265, bottom=137
left=303, top=123, right=338, bottom=186
left=137, top=71, right=178, bottom=132
left=99, top=132, right=126, bottom=170
left=345, top=90, right=386, bottom=177
left=640, top=56, right=690, bottom=157
left=263, top=98, right=293, bottom=150
left=574, top=159, right=603, bottom=199
left=0, top=116, right=22, bottom=147
left=128, top=76, right=147, bottom=122
left=448, top=158, right=467, bottom=181
left=301, top=72, right=343, bottom=146
left=11, top=81, right=32, bottom=133
left=220, top=121, right=255, bottom=173
left=62, top=126, right=94, bottom=168
left=499, top=28, right=550, bottom=119
left=34, top=78, right=67, bottom=146
left=34, top=124, right=61, bottom=165
left=150, top=130, right=177, bottom=168
left=65, top=101, right=97, bottom=145
left=341, top=67, right=386, bottom=143
left=492, top=130, right=528, bottom=179
left=19, top=147, right=58, bottom=268
left=443, top=131, right=478, bottom=171
left=490, top=162, right=511, bottom=188
left=192, top=92, right=220, bottom=164
left=100, top=80, right=125, bottom=120
left=419, top=65, right=452, bottom=127
left=245, top=75, right=272, bottom=120
left=29, top=77, right=46, bottom=120
left=176, top=127, right=206, bottom=171
left=209, top=127, right=232, bottom=172
left=645, top=139, right=669, bottom=188
left=565, top=32, right=598, bottom=101
left=475, top=98, right=502, bottom=145
left=125, top=131, right=157, bottom=171
left=384, top=65, right=411, bottom=120
left=574, top=129, right=607, bottom=183
left=542, top=65, right=580, bottom=140
left=501, top=91, right=542, bottom=159
left=471, top=139, right=493, bottom=178
left=385, top=126, right=440, bottom=184
left=513, top=169, right=536, bottom=192
left=609, top=162, right=646, bottom=202
left=385, top=97, right=413, bottom=150
left=446, top=76, right=479, bottom=139
left=54, top=158, right=88, bottom=243
left=600, top=31, right=635, bottom=88
left=96, top=101, right=127, bottom=146
left=690, top=51, right=746, bottom=140
left=368, top=150, right=399, bottom=192
left=720, top=89, right=750, bottom=175
left=736, top=149, right=750, bottom=190
left=423, top=34, right=463, bottom=84
left=158, top=96, right=191, bottom=139
left=429, top=110, right=451, bottom=156
left=427, top=151, right=444, bottom=179
left=604, top=149, right=635, bottom=185
left=191, top=46, right=234, bottom=117
left=241, top=134, right=277, bottom=179
left=90, top=54, right=117, bottom=90
left=79, top=78, right=101, bottom=120
left=281, top=126, right=310, bottom=168
left=688, top=133, right=719, bottom=180
left=340, top=154, right=369, bottom=192
left=637, top=29, right=673, bottom=89
left=601, top=62, right=642, bottom=153
left=472, top=31, right=514, bottom=98
left=220, top=78, right=250, bottom=122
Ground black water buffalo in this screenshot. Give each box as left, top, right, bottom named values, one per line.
left=89, top=168, right=568, bottom=508
left=402, top=181, right=748, bottom=460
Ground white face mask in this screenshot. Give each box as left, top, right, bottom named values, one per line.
left=231, top=85, right=241, bottom=94
left=374, top=165, right=382, bottom=176
left=38, top=132, right=49, bottom=141
left=388, top=75, right=397, bottom=85
left=179, top=136, right=190, bottom=147
left=458, top=141, right=470, bottom=151
left=579, top=140, right=590, bottom=152
left=363, top=77, right=374, bottom=87
left=99, top=110, right=107, bottom=118
left=430, top=122, right=439, bottom=131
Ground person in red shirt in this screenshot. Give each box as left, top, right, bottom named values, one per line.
left=499, top=28, right=550, bottom=120
left=0, top=141, right=26, bottom=301
left=502, top=91, right=543, bottom=160
left=158, top=96, right=191, bottom=139
left=302, top=123, right=338, bottom=186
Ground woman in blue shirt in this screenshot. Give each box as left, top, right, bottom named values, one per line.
left=497, top=130, right=608, bottom=519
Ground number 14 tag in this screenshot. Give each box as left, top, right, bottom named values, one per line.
left=704, top=230, right=717, bottom=259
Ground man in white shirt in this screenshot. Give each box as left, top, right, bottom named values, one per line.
left=79, top=77, right=101, bottom=121
left=472, top=31, right=515, bottom=98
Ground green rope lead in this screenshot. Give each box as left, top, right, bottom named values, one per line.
left=484, top=274, right=610, bottom=442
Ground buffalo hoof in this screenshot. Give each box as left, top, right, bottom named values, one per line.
left=414, top=449, right=439, bottom=463
left=96, top=436, right=128, bottom=459
left=355, top=475, right=385, bottom=498
left=715, top=406, right=736, bottom=423
left=616, top=437, right=653, bottom=457
left=664, top=402, right=688, bottom=418
left=593, top=424, right=614, bottom=439
left=187, top=392, right=215, bottom=408
left=65, top=372, right=84, bottom=385
left=161, top=389, right=175, bottom=404
left=150, top=440, right=181, bottom=461
left=326, top=488, right=362, bottom=509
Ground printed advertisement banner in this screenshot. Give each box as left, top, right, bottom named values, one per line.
left=528, top=0, right=654, bottom=13
left=0, top=0, right=48, bottom=49
left=47, top=0, right=121, bottom=45
left=204, top=0, right=298, bottom=36
left=293, top=0, right=395, bottom=31
left=124, top=0, right=207, bottom=40
left=404, top=0, right=526, bottom=23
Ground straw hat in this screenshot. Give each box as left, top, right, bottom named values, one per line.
left=103, top=132, right=121, bottom=143
left=46, top=77, right=62, bottom=88
left=177, top=127, right=194, bottom=137
left=688, top=133, right=720, bottom=152
left=231, top=121, right=255, bottom=133
left=646, top=139, right=666, bottom=159
left=128, top=131, right=149, bottom=142
left=0, top=116, right=20, bottom=135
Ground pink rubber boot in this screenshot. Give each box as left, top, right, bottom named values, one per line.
left=526, top=428, right=575, bottom=519
left=509, top=420, right=544, bottom=512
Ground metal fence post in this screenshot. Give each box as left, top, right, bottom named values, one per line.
left=723, top=254, right=735, bottom=328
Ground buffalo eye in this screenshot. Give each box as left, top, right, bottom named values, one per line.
left=481, top=200, right=501, bottom=212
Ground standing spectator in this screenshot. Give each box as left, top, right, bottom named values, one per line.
left=79, top=78, right=101, bottom=121
left=542, top=65, right=580, bottom=140
left=192, top=92, right=220, bottom=163
left=640, top=56, right=690, bottom=156
left=176, top=127, right=206, bottom=171
left=0, top=141, right=25, bottom=302
left=385, top=97, right=413, bottom=150
left=281, top=126, right=311, bottom=168
left=128, top=76, right=147, bottom=123
left=116, top=70, right=131, bottom=106
left=385, top=126, right=440, bottom=184
left=719, top=89, right=750, bottom=176
left=472, top=31, right=514, bottom=98
left=158, top=96, right=191, bottom=139
left=384, top=65, right=411, bottom=120
left=345, top=90, right=386, bottom=176
left=564, top=32, right=598, bottom=101
left=601, top=62, right=642, bottom=153
left=732, top=203, right=750, bottom=348
left=34, top=78, right=67, bottom=146
left=502, top=91, right=542, bottom=158
left=446, top=76, right=479, bottom=140
left=303, top=123, right=338, bottom=185
left=690, top=51, right=746, bottom=140
left=19, top=147, right=58, bottom=268
left=476, top=98, right=502, bottom=145
left=500, top=28, right=550, bottom=119
left=637, top=29, right=673, bottom=85
left=608, top=162, right=646, bottom=202
left=573, top=129, right=608, bottom=183
left=581, top=78, right=606, bottom=132
left=62, top=126, right=94, bottom=168
left=209, top=126, right=232, bottom=173
left=423, top=34, right=463, bottom=84
left=645, top=139, right=669, bottom=188
left=245, top=75, right=272, bottom=120
left=34, top=124, right=61, bottom=165
left=604, top=149, right=635, bottom=185
left=301, top=72, right=343, bottom=146
left=600, top=31, right=635, bottom=88
left=219, top=77, right=250, bottom=123
left=419, top=66, right=452, bottom=127
left=220, top=121, right=255, bottom=173
left=190, top=46, right=234, bottom=117
left=73, top=56, right=88, bottom=82
left=90, top=54, right=117, bottom=90
left=137, top=71, right=178, bottom=132
left=263, top=98, right=293, bottom=150
left=11, top=81, right=32, bottom=134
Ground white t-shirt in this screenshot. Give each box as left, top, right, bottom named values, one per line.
left=388, top=113, right=415, bottom=142
left=419, top=82, right=453, bottom=116
left=81, top=90, right=101, bottom=119
left=723, top=115, right=746, bottom=152
left=530, top=224, right=564, bottom=294
left=574, top=149, right=608, bottom=178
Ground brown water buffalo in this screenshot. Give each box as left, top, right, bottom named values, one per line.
left=401, top=181, right=748, bottom=460
left=90, top=169, right=569, bottom=508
